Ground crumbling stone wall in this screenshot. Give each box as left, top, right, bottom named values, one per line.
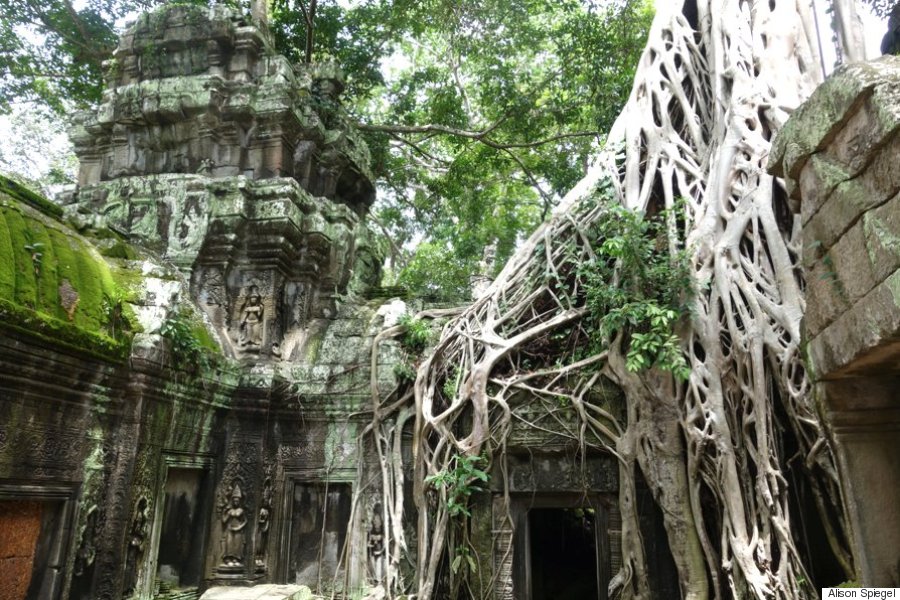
left=770, top=55, right=900, bottom=587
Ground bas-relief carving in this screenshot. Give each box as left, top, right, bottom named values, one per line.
left=219, top=481, right=248, bottom=570
left=367, top=504, right=386, bottom=585
left=254, top=476, right=273, bottom=572
left=238, top=286, right=264, bottom=350
left=123, top=496, right=150, bottom=595
left=198, top=267, right=227, bottom=321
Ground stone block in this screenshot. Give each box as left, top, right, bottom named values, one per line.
left=861, top=192, right=900, bottom=284
left=860, top=131, right=900, bottom=204
left=770, top=56, right=900, bottom=181
left=825, top=94, right=898, bottom=177
left=802, top=173, right=893, bottom=263
left=803, top=254, right=850, bottom=339
left=809, top=268, right=900, bottom=377
left=798, top=154, right=852, bottom=226
left=830, top=220, right=879, bottom=304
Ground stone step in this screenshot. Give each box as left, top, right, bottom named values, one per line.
left=199, top=585, right=315, bottom=600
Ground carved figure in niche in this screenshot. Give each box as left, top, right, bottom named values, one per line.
left=220, top=482, right=247, bottom=567
left=254, top=477, right=273, bottom=569
left=368, top=504, right=385, bottom=583
left=239, top=286, right=264, bottom=348
left=74, top=506, right=99, bottom=577
left=124, top=497, right=150, bottom=594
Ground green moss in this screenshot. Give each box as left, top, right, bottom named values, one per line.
left=0, top=298, right=128, bottom=361
left=304, top=330, right=324, bottom=363
left=47, top=228, right=79, bottom=315
left=3, top=206, right=38, bottom=309
left=0, top=209, right=15, bottom=299
left=0, top=190, right=138, bottom=358
left=27, top=220, right=60, bottom=315
left=0, top=174, right=63, bottom=220
left=100, top=240, right=138, bottom=259
left=73, top=245, right=106, bottom=329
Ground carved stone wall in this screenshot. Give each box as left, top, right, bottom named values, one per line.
left=0, top=3, right=401, bottom=599
left=770, top=56, right=900, bottom=587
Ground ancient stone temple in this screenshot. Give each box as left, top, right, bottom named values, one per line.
left=0, top=5, right=676, bottom=600
left=0, top=5, right=397, bottom=599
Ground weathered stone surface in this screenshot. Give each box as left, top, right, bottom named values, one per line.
left=70, top=4, right=374, bottom=213
left=772, top=57, right=900, bottom=587
left=770, top=56, right=900, bottom=182
left=808, top=269, right=900, bottom=378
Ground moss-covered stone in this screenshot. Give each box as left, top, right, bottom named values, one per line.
left=0, top=187, right=135, bottom=360
left=0, top=174, right=64, bottom=219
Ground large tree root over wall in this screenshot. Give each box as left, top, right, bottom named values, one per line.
left=362, top=2, right=859, bottom=599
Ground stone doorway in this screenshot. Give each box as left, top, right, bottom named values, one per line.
left=527, top=508, right=600, bottom=600
left=0, top=483, right=76, bottom=600
left=0, top=500, right=45, bottom=599
left=155, top=468, right=209, bottom=591
left=145, top=457, right=214, bottom=599
left=282, top=481, right=352, bottom=590
left=509, top=495, right=614, bottom=600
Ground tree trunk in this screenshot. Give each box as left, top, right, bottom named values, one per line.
left=393, top=1, right=859, bottom=598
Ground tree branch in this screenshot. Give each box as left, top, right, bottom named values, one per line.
left=357, top=121, right=598, bottom=150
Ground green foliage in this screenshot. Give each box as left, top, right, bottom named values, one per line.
left=424, top=453, right=489, bottom=518
left=392, top=359, right=416, bottom=383
left=397, top=312, right=432, bottom=353
left=395, top=241, right=475, bottom=302
left=581, top=186, right=694, bottom=380
left=366, top=0, right=654, bottom=298
left=860, top=0, right=895, bottom=18
left=450, top=545, right=477, bottom=575
left=442, top=367, right=460, bottom=402
left=157, top=308, right=217, bottom=370
left=2, top=0, right=653, bottom=302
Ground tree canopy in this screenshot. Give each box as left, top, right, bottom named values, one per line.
left=0, top=0, right=652, bottom=299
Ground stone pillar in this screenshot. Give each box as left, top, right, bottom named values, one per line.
left=769, top=56, right=900, bottom=587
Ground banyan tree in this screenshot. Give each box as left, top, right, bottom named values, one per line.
left=365, top=1, right=863, bottom=598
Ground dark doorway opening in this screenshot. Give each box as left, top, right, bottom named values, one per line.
left=156, top=468, right=209, bottom=590
left=528, top=508, right=599, bottom=600
left=288, top=482, right=352, bottom=590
